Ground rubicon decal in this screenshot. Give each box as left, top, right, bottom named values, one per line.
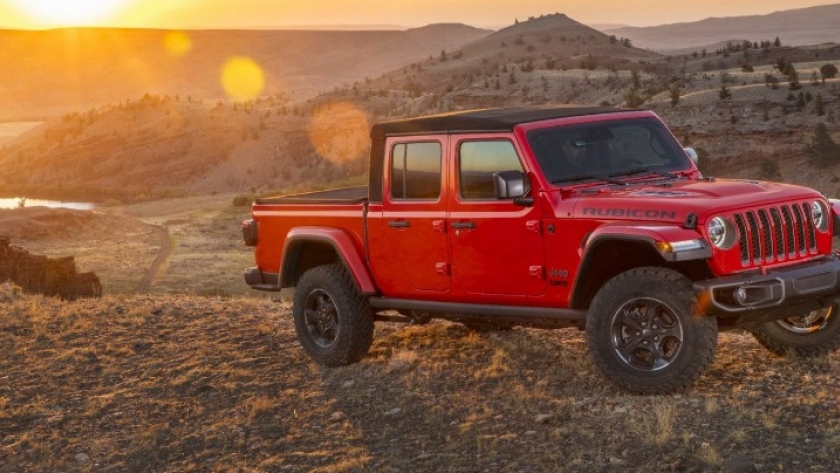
left=582, top=208, right=678, bottom=219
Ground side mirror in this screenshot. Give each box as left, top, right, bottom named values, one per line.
left=493, top=170, right=527, bottom=198
left=493, top=170, right=534, bottom=206
left=684, top=147, right=699, bottom=165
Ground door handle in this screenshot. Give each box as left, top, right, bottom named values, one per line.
left=388, top=220, right=411, bottom=228
left=450, top=221, right=476, bottom=229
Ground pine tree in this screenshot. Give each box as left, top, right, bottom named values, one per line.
left=631, top=69, right=641, bottom=89
left=820, top=63, right=838, bottom=84
left=758, top=157, right=781, bottom=181
left=805, top=123, right=840, bottom=167
left=624, top=88, right=644, bottom=107
left=669, top=84, right=681, bottom=107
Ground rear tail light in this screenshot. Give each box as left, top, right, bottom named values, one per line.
left=242, top=219, right=258, bottom=246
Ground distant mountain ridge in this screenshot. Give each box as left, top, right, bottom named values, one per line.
left=605, top=3, right=840, bottom=51
left=0, top=24, right=490, bottom=120
left=3, top=9, right=840, bottom=202
left=362, top=13, right=658, bottom=99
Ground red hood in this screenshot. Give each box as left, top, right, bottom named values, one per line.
left=565, top=178, right=823, bottom=223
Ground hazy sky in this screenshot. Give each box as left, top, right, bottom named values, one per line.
left=0, top=0, right=836, bottom=30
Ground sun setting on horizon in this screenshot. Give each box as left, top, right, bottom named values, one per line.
left=0, top=0, right=836, bottom=29
left=7, top=0, right=136, bottom=26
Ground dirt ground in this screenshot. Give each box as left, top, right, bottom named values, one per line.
left=1, top=190, right=839, bottom=472
left=0, top=291, right=838, bottom=472
left=0, top=195, right=255, bottom=296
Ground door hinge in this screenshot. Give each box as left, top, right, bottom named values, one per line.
left=432, top=219, right=447, bottom=234
left=526, top=220, right=541, bottom=234
left=436, top=262, right=450, bottom=276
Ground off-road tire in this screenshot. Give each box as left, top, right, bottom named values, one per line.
left=292, top=263, right=374, bottom=366
left=586, top=267, right=718, bottom=394
left=749, top=305, right=840, bottom=357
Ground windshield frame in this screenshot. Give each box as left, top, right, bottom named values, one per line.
left=517, top=112, right=693, bottom=188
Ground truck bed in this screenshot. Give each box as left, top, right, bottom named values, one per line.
left=255, top=186, right=368, bottom=205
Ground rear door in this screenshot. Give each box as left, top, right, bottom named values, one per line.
left=448, top=136, right=546, bottom=299
left=381, top=136, right=450, bottom=292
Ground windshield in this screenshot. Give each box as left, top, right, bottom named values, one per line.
left=526, top=118, right=692, bottom=184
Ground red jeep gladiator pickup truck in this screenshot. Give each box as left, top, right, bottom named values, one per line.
left=243, top=107, right=840, bottom=393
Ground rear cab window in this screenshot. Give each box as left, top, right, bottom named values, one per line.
left=390, top=141, right=442, bottom=200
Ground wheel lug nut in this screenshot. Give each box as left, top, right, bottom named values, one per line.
left=636, top=331, right=641, bottom=336
left=653, top=325, right=658, bottom=329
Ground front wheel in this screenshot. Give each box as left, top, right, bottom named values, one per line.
left=586, top=267, right=718, bottom=394
left=749, top=306, right=840, bottom=357
left=292, top=264, right=374, bottom=366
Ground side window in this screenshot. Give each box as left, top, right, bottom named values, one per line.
left=390, top=142, right=442, bottom=200
left=459, top=140, right=523, bottom=200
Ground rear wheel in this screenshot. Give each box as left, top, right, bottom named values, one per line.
left=749, top=306, right=840, bottom=357
left=292, top=264, right=374, bottom=366
left=586, top=267, right=718, bottom=394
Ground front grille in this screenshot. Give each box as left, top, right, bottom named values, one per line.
left=733, top=202, right=817, bottom=267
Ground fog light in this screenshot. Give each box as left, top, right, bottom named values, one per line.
left=735, top=288, right=748, bottom=305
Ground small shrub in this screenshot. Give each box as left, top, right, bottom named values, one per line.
left=758, top=157, right=781, bottom=181
left=0, top=282, right=22, bottom=303
left=232, top=194, right=254, bottom=207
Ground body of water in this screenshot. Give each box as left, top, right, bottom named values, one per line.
left=0, top=198, right=95, bottom=210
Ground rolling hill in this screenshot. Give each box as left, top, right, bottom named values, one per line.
left=0, top=14, right=665, bottom=200
left=0, top=24, right=490, bottom=120
left=355, top=13, right=661, bottom=112
left=1, top=13, right=839, bottom=202
left=605, top=3, right=840, bottom=52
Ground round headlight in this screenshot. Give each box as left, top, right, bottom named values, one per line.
left=707, top=217, right=736, bottom=249
left=812, top=201, right=829, bottom=232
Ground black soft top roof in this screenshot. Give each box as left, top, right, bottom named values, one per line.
left=370, top=106, right=623, bottom=138
left=367, top=106, right=632, bottom=203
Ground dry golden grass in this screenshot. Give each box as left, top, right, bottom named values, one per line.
left=4, top=294, right=834, bottom=471
left=0, top=281, right=21, bottom=303
left=653, top=404, right=677, bottom=446
left=696, top=442, right=723, bottom=467
left=2, top=196, right=840, bottom=471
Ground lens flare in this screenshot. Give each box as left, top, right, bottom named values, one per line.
left=164, top=31, right=192, bottom=57
left=308, top=102, right=370, bottom=164
left=221, top=57, right=265, bottom=100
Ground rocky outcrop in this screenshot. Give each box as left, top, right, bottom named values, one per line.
left=0, top=236, right=101, bottom=300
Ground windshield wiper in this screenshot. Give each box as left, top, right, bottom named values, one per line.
left=610, top=165, right=681, bottom=179
left=552, top=174, right=628, bottom=186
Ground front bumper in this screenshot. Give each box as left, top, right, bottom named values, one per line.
left=694, top=255, right=840, bottom=323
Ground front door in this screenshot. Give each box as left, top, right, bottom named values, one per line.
left=448, top=136, right=545, bottom=299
